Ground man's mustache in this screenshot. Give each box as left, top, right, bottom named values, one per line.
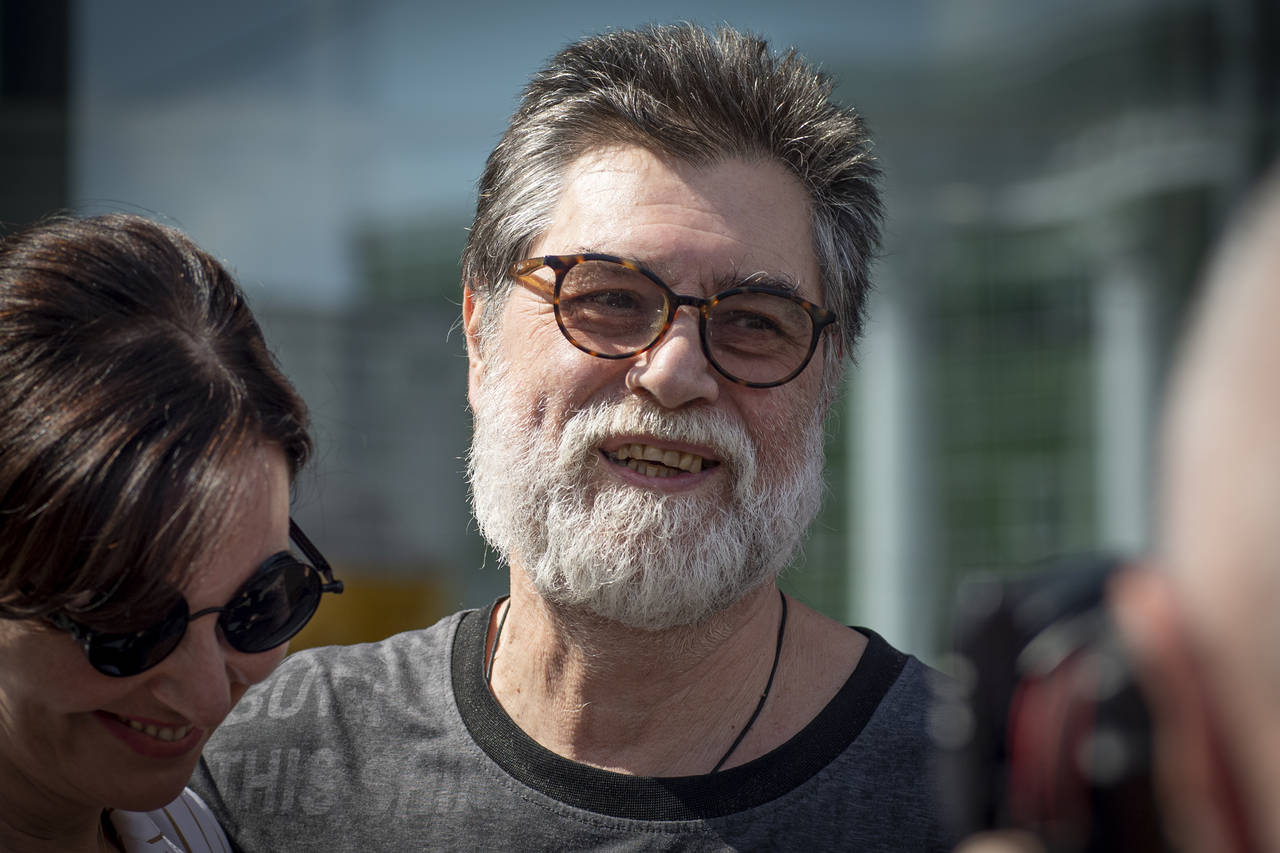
left=553, top=399, right=759, bottom=500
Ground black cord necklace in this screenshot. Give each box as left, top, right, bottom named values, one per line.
left=710, top=589, right=787, bottom=772
left=483, top=589, right=788, bottom=774
left=484, top=597, right=511, bottom=683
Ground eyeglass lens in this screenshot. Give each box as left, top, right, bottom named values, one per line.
left=555, top=259, right=817, bottom=385
left=83, top=557, right=322, bottom=677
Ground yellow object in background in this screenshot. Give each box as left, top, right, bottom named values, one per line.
left=288, top=570, right=453, bottom=652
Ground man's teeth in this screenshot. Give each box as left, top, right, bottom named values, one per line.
left=117, top=715, right=192, bottom=742
left=609, top=443, right=705, bottom=475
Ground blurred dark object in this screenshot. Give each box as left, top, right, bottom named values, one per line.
left=933, top=555, right=1170, bottom=852
left=0, top=0, right=70, bottom=231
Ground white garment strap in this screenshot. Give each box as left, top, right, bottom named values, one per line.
left=109, top=788, right=232, bottom=853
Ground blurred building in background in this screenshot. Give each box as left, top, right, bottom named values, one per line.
left=830, top=0, right=1277, bottom=654
left=1, top=0, right=1275, bottom=657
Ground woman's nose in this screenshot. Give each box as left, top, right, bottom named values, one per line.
left=144, top=619, right=244, bottom=729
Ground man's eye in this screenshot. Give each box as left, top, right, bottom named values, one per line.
left=562, top=288, right=647, bottom=314
left=721, top=310, right=784, bottom=334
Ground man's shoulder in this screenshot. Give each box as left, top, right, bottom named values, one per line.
left=209, top=609, right=469, bottom=736
left=849, top=627, right=950, bottom=732
left=817, top=633, right=946, bottom=799
left=764, top=632, right=948, bottom=849
left=281, top=608, right=466, bottom=674
left=191, top=608, right=515, bottom=848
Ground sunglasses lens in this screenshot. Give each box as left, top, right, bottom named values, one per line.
left=85, top=605, right=189, bottom=678
left=220, top=554, right=321, bottom=653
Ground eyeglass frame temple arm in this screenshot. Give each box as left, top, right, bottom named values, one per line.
left=289, top=518, right=344, bottom=595
left=509, top=258, right=556, bottom=298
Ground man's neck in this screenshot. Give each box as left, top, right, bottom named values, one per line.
left=486, top=571, right=867, bottom=776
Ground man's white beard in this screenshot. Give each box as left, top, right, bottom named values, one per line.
left=467, top=358, right=827, bottom=630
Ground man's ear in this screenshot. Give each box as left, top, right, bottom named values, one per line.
left=463, top=284, right=486, bottom=404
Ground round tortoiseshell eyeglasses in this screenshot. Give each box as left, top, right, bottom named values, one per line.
left=508, top=253, right=837, bottom=388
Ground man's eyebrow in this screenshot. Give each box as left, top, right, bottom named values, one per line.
left=564, top=250, right=804, bottom=295
left=719, top=269, right=802, bottom=295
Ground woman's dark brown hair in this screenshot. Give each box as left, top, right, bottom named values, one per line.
left=0, top=214, right=311, bottom=627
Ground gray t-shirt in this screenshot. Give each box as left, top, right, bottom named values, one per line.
left=192, top=603, right=949, bottom=851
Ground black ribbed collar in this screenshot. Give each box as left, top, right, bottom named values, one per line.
left=452, top=599, right=907, bottom=820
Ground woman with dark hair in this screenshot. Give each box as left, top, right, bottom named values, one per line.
left=0, top=214, right=342, bottom=852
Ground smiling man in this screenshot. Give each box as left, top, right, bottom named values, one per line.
left=193, top=24, right=948, bottom=851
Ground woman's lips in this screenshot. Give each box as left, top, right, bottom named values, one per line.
left=94, top=711, right=205, bottom=759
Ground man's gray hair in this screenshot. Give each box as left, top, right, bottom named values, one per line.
left=462, top=23, right=883, bottom=381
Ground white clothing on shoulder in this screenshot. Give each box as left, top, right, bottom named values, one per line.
left=108, top=788, right=230, bottom=853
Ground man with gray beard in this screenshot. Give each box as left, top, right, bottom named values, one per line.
left=469, top=362, right=824, bottom=630
left=192, top=23, right=949, bottom=852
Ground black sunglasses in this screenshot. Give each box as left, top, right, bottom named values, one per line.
left=49, top=519, right=343, bottom=678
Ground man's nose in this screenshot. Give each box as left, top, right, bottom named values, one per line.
left=625, top=309, right=720, bottom=409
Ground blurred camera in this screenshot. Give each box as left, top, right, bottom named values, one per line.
left=931, top=555, right=1171, bottom=853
